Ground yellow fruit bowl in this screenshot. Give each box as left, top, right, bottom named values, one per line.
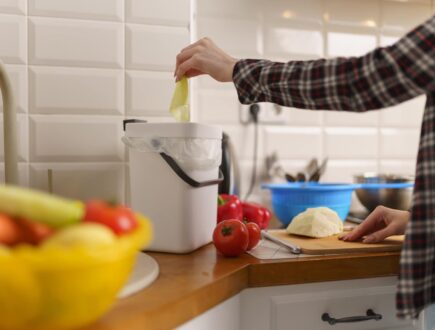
left=0, top=215, right=152, bottom=330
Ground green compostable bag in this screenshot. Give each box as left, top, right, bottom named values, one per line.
left=169, top=76, right=190, bottom=122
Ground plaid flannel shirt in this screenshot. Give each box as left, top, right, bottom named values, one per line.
left=233, top=15, right=435, bottom=319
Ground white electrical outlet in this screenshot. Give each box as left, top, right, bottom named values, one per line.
left=261, top=104, right=289, bottom=124
left=239, top=103, right=288, bottom=125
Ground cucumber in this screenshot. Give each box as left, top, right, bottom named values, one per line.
left=0, top=185, right=84, bottom=228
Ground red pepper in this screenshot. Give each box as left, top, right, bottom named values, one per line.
left=217, top=194, right=243, bottom=223
left=241, top=201, right=272, bottom=230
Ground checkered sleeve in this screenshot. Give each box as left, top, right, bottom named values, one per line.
left=233, top=15, right=435, bottom=111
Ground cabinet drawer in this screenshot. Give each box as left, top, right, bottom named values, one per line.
left=271, top=285, right=415, bottom=330
left=240, top=278, right=421, bottom=330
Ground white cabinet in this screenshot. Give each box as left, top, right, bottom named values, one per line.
left=177, top=277, right=424, bottom=330
left=176, top=294, right=241, bottom=330
left=240, top=277, right=423, bottom=330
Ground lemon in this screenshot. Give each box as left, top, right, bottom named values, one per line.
left=43, top=223, right=116, bottom=248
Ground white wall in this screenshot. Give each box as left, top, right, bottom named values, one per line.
left=196, top=0, right=433, bottom=204
left=0, top=0, right=191, bottom=203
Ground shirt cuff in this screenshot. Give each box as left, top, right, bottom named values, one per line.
left=232, top=59, right=269, bottom=104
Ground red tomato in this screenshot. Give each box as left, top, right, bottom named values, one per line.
left=84, top=200, right=138, bottom=236
left=16, top=218, right=55, bottom=245
left=246, top=222, right=261, bottom=251
left=0, top=214, right=21, bottom=246
left=212, top=219, right=249, bottom=257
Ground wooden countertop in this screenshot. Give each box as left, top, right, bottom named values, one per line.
left=85, top=243, right=400, bottom=330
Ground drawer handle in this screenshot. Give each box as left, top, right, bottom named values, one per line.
left=321, top=309, right=382, bottom=325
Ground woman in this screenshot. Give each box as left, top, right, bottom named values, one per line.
left=174, top=14, right=435, bottom=324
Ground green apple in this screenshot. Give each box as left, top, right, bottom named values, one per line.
left=43, top=223, right=116, bottom=248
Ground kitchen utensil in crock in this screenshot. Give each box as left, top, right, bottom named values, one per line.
left=308, top=157, right=328, bottom=182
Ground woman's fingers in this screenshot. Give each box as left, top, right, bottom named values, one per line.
left=175, top=55, right=204, bottom=81
left=174, top=37, right=238, bottom=82
left=341, top=206, right=409, bottom=244
left=342, top=206, right=385, bottom=241
left=175, top=45, right=204, bottom=73
left=362, top=225, right=397, bottom=243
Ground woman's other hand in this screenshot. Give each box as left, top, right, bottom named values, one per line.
left=174, top=37, right=238, bottom=82
left=340, top=206, right=409, bottom=243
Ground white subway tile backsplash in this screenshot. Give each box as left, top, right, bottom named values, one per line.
left=0, top=163, right=28, bottom=185
left=324, top=127, right=378, bottom=158
left=264, top=126, right=322, bottom=159
left=223, top=125, right=265, bottom=160
left=197, top=0, right=260, bottom=20
left=327, top=29, right=377, bottom=57
left=239, top=159, right=266, bottom=199
left=126, top=24, right=189, bottom=71
left=380, top=128, right=420, bottom=158
left=325, top=110, right=379, bottom=126
left=126, top=70, right=173, bottom=116
left=29, top=17, right=123, bottom=68
left=381, top=1, right=432, bottom=32
left=325, top=0, right=379, bottom=27
left=126, top=0, right=189, bottom=26
left=286, top=107, right=322, bottom=126
left=0, top=0, right=25, bottom=15
left=263, top=24, right=323, bottom=57
left=380, top=34, right=401, bottom=47
left=197, top=17, right=260, bottom=57
left=0, top=64, right=27, bottom=113
left=28, top=0, right=123, bottom=21
left=321, top=159, right=378, bottom=183
left=380, top=95, right=425, bottom=127
left=0, top=115, right=28, bottom=161
left=379, top=159, right=416, bottom=176
left=0, top=14, right=26, bottom=64
left=197, top=75, right=235, bottom=90
left=29, top=66, right=123, bottom=115
left=262, top=0, right=323, bottom=24
left=30, top=115, right=123, bottom=162
left=30, top=163, right=124, bottom=202
left=198, top=90, right=239, bottom=124
left=394, top=0, right=430, bottom=4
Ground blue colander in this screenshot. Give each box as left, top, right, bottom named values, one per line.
left=262, top=182, right=359, bottom=226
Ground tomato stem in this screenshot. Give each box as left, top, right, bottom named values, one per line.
left=221, top=225, right=233, bottom=236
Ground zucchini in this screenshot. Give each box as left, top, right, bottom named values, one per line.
left=0, top=185, right=84, bottom=228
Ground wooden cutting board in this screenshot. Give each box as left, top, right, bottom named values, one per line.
left=269, top=230, right=404, bottom=255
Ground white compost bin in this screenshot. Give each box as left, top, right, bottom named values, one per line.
left=123, top=121, right=223, bottom=253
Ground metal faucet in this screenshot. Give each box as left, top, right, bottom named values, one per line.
left=0, top=60, right=18, bottom=184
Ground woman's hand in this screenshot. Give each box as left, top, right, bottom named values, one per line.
left=174, top=37, right=238, bottom=82
left=340, top=206, right=409, bottom=243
